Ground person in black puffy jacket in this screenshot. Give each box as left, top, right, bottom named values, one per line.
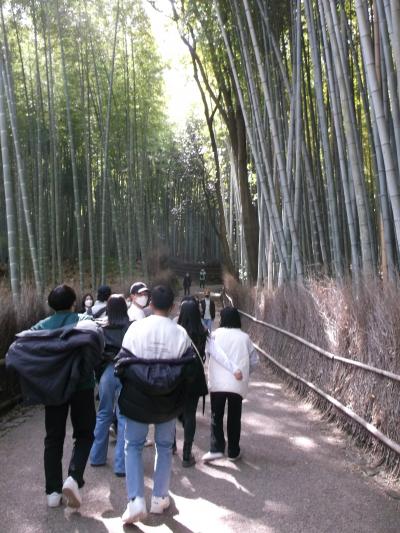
left=115, top=285, right=195, bottom=524
left=89, top=294, right=130, bottom=477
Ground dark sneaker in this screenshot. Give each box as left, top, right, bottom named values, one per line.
left=228, top=452, right=242, bottom=462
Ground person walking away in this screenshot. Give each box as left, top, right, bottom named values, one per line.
left=199, top=268, right=206, bottom=289
left=128, top=282, right=150, bottom=322
left=177, top=301, right=241, bottom=467
left=183, top=272, right=191, bottom=295
left=202, top=306, right=259, bottom=463
left=81, top=293, right=94, bottom=315
left=24, top=285, right=100, bottom=508
left=116, top=285, right=195, bottom=524
left=91, top=285, right=112, bottom=319
left=200, top=289, right=215, bottom=331
left=90, top=295, right=130, bottom=476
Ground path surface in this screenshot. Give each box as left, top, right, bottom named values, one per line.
left=1, top=289, right=399, bottom=532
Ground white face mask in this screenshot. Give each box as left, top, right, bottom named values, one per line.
left=136, top=295, right=148, bottom=307
left=85, top=299, right=93, bottom=307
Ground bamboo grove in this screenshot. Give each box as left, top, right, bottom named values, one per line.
left=1, top=0, right=400, bottom=296
left=171, top=0, right=400, bottom=286
left=0, top=0, right=221, bottom=299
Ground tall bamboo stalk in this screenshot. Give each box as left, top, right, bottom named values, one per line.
left=0, top=62, right=19, bottom=299
left=56, top=0, right=84, bottom=290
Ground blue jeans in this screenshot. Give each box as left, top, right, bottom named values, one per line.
left=125, top=418, right=176, bottom=499
left=90, top=364, right=126, bottom=474
left=202, top=318, right=213, bottom=332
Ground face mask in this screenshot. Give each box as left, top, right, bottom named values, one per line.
left=85, top=299, right=93, bottom=307
left=136, top=295, right=148, bottom=307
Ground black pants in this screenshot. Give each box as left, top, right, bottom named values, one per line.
left=200, top=280, right=205, bottom=289
left=44, top=388, right=96, bottom=494
left=184, top=286, right=190, bottom=295
left=210, top=392, right=242, bottom=458
left=182, top=395, right=200, bottom=444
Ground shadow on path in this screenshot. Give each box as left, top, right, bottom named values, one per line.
left=0, top=361, right=399, bottom=532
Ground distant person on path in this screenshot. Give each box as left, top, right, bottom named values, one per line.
left=90, top=295, right=130, bottom=477
left=128, top=281, right=150, bottom=322
left=202, top=306, right=259, bottom=463
left=81, top=293, right=94, bottom=315
left=91, top=285, right=112, bottom=319
left=199, top=267, right=206, bottom=289
left=200, top=288, right=215, bottom=331
left=115, top=285, right=195, bottom=524
left=177, top=300, right=240, bottom=467
left=21, top=285, right=101, bottom=508
left=183, top=272, right=191, bottom=295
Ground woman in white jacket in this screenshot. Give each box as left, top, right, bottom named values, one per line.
left=202, top=307, right=258, bottom=463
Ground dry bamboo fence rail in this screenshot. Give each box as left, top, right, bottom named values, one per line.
left=223, top=292, right=400, bottom=457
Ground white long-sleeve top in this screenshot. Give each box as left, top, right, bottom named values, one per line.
left=208, top=327, right=258, bottom=398
left=205, top=336, right=237, bottom=374
left=122, top=315, right=191, bottom=359
left=128, top=303, right=146, bottom=322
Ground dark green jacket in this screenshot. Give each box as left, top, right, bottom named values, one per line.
left=31, top=311, right=95, bottom=390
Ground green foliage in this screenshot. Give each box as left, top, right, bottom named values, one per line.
left=0, top=0, right=223, bottom=291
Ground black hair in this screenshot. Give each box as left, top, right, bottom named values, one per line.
left=220, top=306, right=241, bottom=329
left=178, top=300, right=208, bottom=354
left=151, top=284, right=174, bottom=310
left=80, top=293, right=94, bottom=313
left=97, top=285, right=112, bottom=302
left=181, top=295, right=197, bottom=304
left=48, top=284, right=76, bottom=312
left=106, top=294, right=129, bottom=327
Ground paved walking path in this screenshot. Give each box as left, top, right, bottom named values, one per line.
left=1, top=289, right=399, bottom=532
left=1, top=362, right=399, bottom=532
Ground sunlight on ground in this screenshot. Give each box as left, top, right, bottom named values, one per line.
left=202, top=464, right=254, bottom=495
left=171, top=493, right=236, bottom=533
left=87, top=484, right=111, bottom=501
left=245, top=413, right=282, bottom=434
left=263, top=499, right=292, bottom=515
left=290, top=436, right=317, bottom=450
left=180, top=474, right=197, bottom=494
left=271, top=402, right=302, bottom=412
left=264, top=382, right=283, bottom=390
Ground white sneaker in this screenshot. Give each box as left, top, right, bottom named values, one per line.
left=202, top=451, right=224, bottom=462
left=228, top=452, right=242, bottom=462
left=62, top=476, right=82, bottom=508
left=122, top=497, right=148, bottom=524
left=47, top=492, right=62, bottom=508
left=150, top=496, right=170, bottom=514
